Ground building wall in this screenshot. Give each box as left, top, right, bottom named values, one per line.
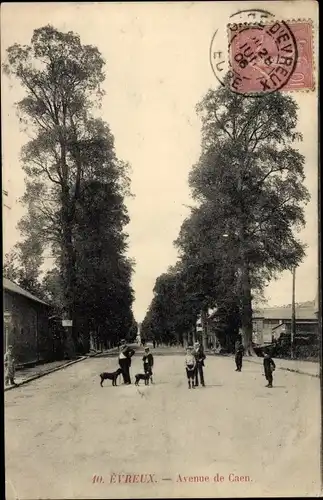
left=252, top=318, right=281, bottom=344
left=4, top=290, right=52, bottom=364
left=252, top=319, right=265, bottom=344
left=262, top=320, right=281, bottom=343
left=253, top=317, right=318, bottom=344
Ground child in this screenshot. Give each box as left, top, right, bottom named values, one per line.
left=185, top=346, right=196, bottom=389
left=234, top=336, right=245, bottom=372
left=263, top=350, right=276, bottom=388
left=143, top=346, right=154, bottom=382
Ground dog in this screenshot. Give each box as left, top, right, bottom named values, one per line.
left=135, top=372, right=151, bottom=386
left=144, top=367, right=153, bottom=384
left=99, top=368, right=123, bottom=387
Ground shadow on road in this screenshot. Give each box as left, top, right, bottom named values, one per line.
left=196, top=384, right=223, bottom=388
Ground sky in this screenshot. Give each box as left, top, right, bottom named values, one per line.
left=1, top=1, right=319, bottom=321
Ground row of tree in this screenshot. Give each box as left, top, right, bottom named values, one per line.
left=3, top=25, right=137, bottom=357
left=142, top=77, right=309, bottom=353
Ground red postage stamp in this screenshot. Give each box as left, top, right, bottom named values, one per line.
left=228, top=20, right=314, bottom=94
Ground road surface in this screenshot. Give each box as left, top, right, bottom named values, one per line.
left=5, top=353, right=321, bottom=498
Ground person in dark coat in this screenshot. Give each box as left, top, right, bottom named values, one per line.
left=234, top=336, right=245, bottom=372
left=263, top=350, right=276, bottom=388
left=193, top=341, right=206, bottom=387
left=118, top=340, right=135, bottom=384
left=143, top=346, right=154, bottom=379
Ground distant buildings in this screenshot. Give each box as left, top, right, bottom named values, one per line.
left=252, top=300, right=318, bottom=345
left=3, top=278, right=54, bottom=365
left=136, top=322, right=142, bottom=344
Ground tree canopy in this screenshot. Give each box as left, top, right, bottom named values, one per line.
left=3, top=25, right=136, bottom=355
left=142, top=82, right=309, bottom=353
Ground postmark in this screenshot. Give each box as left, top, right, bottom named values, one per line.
left=210, top=9, right=315, bottom=96
left=228, top=21, right=298, bottom=94
left=210, top=9, right=276, bottom=94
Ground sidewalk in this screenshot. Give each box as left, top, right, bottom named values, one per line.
left=4, top=347, right=119, bottom=392
left=244, top=355, right=320, bottom=377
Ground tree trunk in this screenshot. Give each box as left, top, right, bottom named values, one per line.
left=61, top=197, right=76, bottom=359
left=201, top=307, right=208, bottom=352
left=240, top=262, right=255, bottom=356
left=192, top=327, right=196, bottom=345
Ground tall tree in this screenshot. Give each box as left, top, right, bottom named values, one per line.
left=183, top=83, right=310, bottom=353
left=3, top=26, right=134, bottom=357
left=72, top=175, right=134, bottom=350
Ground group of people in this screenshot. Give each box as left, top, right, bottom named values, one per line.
left=116, top=336, right=277, bottom=389
left=184, top=341, right=206, bottom=389
left=118, top=339, right=154, bottom=385
left=5, top=336, right=276, bottom=390
left=118, top=338, right=207, bottom=388
left=234, top=335, right=276, bottom=388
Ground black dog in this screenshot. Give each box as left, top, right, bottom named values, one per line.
left=100, top=368, right=123, bottom=387
left=144, top=367, right=153, bottom=384
left=135, top=372, right=151, bottom=386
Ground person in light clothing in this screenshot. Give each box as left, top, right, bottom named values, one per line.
left=4, top=345, right=16, bottom=387
left=118, top=340, right=135, bottom=384
left=185, top=346, right=196, bottom=389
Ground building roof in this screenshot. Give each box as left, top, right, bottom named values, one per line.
left=3, top=278, right=49, bottom=306
left=272, top=320, right=317, bottom=330
left=253, top=305, right=317, bottom=321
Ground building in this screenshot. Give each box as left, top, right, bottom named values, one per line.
left=271, top=321, right=318, bottom=341
left=3, top=278, right=53, bottom=365
left=252, top=301, right=318, bottom=345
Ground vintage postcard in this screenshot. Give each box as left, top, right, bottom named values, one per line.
left=2, top=1, right=320, bottom=499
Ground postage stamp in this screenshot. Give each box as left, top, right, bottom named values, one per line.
left=282, top=21, right=315, bottom=91
left=228, top=20, right=314, bottom=94
left=210, top=9, right=315, bottom=96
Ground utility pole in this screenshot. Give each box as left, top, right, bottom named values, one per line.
left=291, top=267, right=296, bottom=359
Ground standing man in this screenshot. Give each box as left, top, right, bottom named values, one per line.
left=193, top=341, right=206, bottom=387
left=234, top=335, right=245, bottom=372
left=4, top=345, right=16, bottom=387
left=118, top=339, right=135, bottom=384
